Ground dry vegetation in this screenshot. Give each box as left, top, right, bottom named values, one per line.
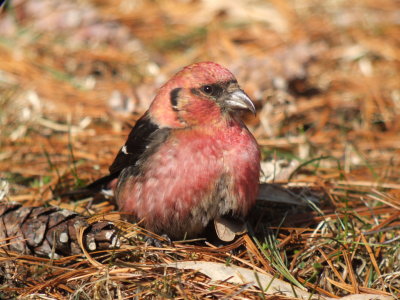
left=0, top=0, right=399, bottom=299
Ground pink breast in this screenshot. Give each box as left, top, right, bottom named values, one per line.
left=117, top=120, right=260, bottom=236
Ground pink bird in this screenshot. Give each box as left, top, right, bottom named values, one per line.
left=89, top=62, right=260, bottom=239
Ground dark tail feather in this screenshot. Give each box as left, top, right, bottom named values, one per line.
left=86, top=173, right=117, bottom=191
left=59, top=173, right=118, bottom=200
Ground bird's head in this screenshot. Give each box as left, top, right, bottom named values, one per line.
left=149, top=62, right=255, bottom=128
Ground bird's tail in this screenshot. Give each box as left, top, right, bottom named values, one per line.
left=59, top=173, right=117, bottom=200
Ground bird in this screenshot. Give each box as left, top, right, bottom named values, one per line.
left=87, top=62, right=260, bottom=240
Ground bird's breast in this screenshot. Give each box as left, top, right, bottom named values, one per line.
left=116, top=121, right=260, bottom=238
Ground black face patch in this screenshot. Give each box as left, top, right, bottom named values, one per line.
left=200, top=84, right=223, bottom=98
left=191, top=84, right=223, bottom=98
left=191, top=80, right=238, bottom=100
left=170, top=88, right=181, bottom=110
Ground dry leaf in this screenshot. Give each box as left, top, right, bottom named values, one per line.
left=214, top=217, right=247, bottom=242
left=164, top=260, right=315, bottom=299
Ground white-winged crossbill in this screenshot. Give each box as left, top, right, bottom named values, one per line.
left=89, top=62, right=260, bottom=239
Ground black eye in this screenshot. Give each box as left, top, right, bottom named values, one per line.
left=202, top=85, right=213, bottom=95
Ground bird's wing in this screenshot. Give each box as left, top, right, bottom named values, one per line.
left=86, top=112, right=171, bottom=191
left=109, top=111, right=171, bottom=175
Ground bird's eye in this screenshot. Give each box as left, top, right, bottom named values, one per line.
left=202, top=85, right=213, bottom=95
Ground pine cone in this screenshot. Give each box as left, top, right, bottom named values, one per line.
left=0, top=202, right=119, bottom=258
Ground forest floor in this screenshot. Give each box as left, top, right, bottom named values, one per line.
left=0, top=0, right=399, bottom=299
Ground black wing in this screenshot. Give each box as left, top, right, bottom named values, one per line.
left=108, top=112, right=171, bottom=174
left=86, top=111, right=171, bottom=191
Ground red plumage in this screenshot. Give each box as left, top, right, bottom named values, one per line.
left=99, top=62, right=260, bottom=239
